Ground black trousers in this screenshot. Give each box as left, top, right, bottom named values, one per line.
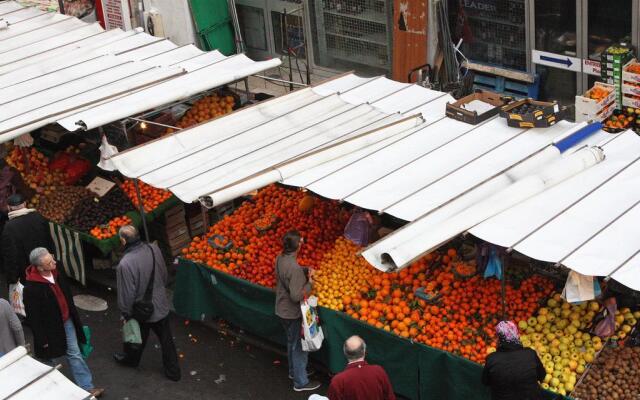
left=123, top=316, right=181, bottom=381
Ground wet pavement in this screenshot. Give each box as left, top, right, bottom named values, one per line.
left=2, top=274, right=332, bottom=400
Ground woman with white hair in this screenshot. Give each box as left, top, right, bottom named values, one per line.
left=23, top=247, right=104, bottom=398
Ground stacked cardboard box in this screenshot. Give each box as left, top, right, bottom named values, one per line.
left=600, top=45, right=634, bottom=108
left=574, top=82, right=616, bottom=123
left=163, top=205, right=191, bottom=257
left=622, top=59, right=640, bottom=109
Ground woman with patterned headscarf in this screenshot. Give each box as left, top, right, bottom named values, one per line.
left=481, top=321, right=546, bottom=400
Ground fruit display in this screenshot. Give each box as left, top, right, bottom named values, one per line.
left=313, top=237, right=385, bottom=311
left=342, top=249, right=554, bottom=364
left=500, top=98, right=562, bottom=128
left=37, top=186, right=94, bottom=224
left=182, top=185, right=350, bottom=287
left=518, top=295, right=605, bottom=396
left=121, top=179, right=173, bottom=213
left=90, top=215, right=132, bottom=240
left=572, top=346, right=640, bottom=400
left=65, top=187, right=134, bottom=232
left=587, top=86, right=612, bottom=101
left=5, top=147, right=67, bottom=207
left=603, top=108, right=640, bottom=132
left=166, top=93, right=236, bottom=133
left=625, top=61, right=640, bottom=75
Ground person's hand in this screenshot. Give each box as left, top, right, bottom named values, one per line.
left=42, top=344, right=48, bottom=348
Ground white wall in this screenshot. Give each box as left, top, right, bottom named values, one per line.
left=142, top=0, right=199, bottom=46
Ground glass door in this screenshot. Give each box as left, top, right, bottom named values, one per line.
left=530, top=0, right=581, bottom=105
left=583, top=0, right=633, bottom=89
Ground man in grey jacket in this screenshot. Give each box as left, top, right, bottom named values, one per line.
left=0, top=297, right=25, bottom=356
left=275, top=230, right=321, bottom=392
left=112, top=225, right=181, bottom=381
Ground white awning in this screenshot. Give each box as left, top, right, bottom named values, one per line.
left=0, top=1, right=281, bottom=142
left=109, top=75, right=451, bottom=203
left=0, top=347, right=91, bottom=400
left=469, top=131, right=640, bottom=290
left=107, top=69, right=640, bottom=291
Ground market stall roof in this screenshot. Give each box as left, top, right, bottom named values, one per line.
left=108, top=70, right=640, bottom=290
left=108, top=74, right=453, bottom=203
left=468, top=131, right=640, bottom=290
left=0, top=347, right=91, bottom=399
left=0, top=1, right=281, bottom=142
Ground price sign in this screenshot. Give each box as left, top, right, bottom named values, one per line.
left=86, top=176, right=116, bottom=197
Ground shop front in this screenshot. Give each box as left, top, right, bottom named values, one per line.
left=453, top=0, right=640, bottom=106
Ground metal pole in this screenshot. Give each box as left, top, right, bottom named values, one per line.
left=501, top=253, right=508, bottom=320
left=253, top=75, right=308, bottom=87
left=133, top=179, right=150, bottom=242
left=121, top=119, right=130, bottom=147
left=283, top=9, right=294, bottom=92
left=201, top=204, right=210, bottom=232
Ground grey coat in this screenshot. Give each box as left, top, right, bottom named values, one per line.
left=116, top=241, right=170, bottom=323
left=0, top=298, right=25, bottom=354
left=275, top=253, right=312, bottom=320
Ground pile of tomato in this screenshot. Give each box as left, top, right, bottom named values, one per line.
left=182, top=185, right=350, bottom=287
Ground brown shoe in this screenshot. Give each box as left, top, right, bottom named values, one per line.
left=89, top=388, right=105, bottom=398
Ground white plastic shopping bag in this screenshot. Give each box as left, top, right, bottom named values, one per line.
left=301, top=295, right=324, bottom=352
left=9, top=281, right=25, bottom=317
left=562, top=271, right=596, bottom=303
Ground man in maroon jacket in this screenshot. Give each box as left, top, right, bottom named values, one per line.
left=327, top=336, right=396, bottom=400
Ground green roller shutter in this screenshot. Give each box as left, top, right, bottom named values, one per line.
left=189, top=0, right=236, bottom=55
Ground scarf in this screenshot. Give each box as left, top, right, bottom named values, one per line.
left=496, top=320, right=522, bottom=348
left=8, top=208, right=36, bottom=220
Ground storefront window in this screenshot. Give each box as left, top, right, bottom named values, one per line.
left=587, top=0, right=632, bottom=61
left=453, top=0, right=527, bottom=71
left=237, top=5, right=269, bottom=52
left=534, top=0, right=576, bottom=56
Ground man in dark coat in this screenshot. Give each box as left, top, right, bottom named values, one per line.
left=112, top=225, right=181, bottom=381
left=1, top=193, right=53, bottom=285
left=23, top=247, right=104, bottom=398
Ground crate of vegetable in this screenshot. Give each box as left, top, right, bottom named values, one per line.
left=500, top=98, right=563, bottom=128
left=38, top=186, right=94, bottom=224
left=65, top=187, right=134, bottom=232
left=603, top=108, right=639, bottom=133
left=575, top=82, right=616, bottom=122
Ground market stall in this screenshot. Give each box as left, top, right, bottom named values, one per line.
left=0, top=1, right=281, bottom=284
left=104, top=71, right=640, bottom=400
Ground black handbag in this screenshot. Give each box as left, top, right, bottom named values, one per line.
left=132, top=244, right=156, bottom=322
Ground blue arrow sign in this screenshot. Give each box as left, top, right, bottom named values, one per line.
left=540, top=55, right=573, bottom=67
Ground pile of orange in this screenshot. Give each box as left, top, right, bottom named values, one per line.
left=90, top=215, right=132, bottom=239
left=343, top=249, right=554, bottom=364
left=313, top=237, right=385, bottom=311
left=182, top=185, right=350, bottom=287
left=166, top=93, right=235, bottom=133
left=121, top=179, right=172, bottom=213
left=587, top=86, right=611, bottom=101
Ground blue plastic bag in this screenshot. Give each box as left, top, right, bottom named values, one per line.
left=483, top=247, right=502, bottom=280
